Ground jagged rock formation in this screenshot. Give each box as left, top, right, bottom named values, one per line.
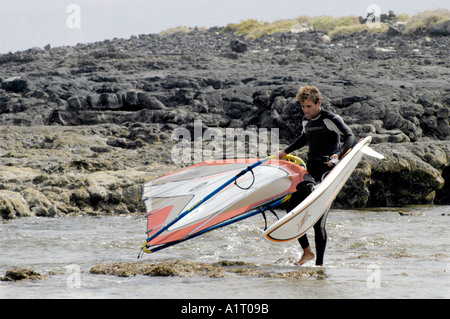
left=0, top=27, right=449, bottom=218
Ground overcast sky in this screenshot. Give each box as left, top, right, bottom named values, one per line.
left=0, top=0, right=449, bottom=53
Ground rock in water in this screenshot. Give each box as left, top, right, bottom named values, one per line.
left=1, top=268, right=47, bottom=281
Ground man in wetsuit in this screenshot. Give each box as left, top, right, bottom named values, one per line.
left=278, top=86, right=355, bottom=266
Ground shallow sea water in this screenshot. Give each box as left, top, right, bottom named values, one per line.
left=1, top=205, right=449, bottom=299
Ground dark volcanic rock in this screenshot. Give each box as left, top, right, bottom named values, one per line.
left=0, top=27, right=449, bottom=216
left=430, top=20, right=450, bottom=36
left=230, top=39, right=248, bottom=53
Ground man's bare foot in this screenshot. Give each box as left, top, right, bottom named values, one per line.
left=294, top=246, right=314, bottom=265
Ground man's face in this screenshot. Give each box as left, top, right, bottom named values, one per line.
left=300, top=98, right=322, bottom=119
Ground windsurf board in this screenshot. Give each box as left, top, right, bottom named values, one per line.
left=263, top=136, right=383, bottom=243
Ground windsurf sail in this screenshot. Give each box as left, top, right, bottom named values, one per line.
left=140, top=155, right=308, bottom=254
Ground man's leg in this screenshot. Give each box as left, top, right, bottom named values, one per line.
left=295, top=235, right=314, bottom=265
left=286, top=176, right=316, bottom=265
left=313, top=209, right=330, bottom=266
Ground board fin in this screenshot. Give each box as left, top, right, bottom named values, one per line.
left=361, top=145, right=384, bottom=159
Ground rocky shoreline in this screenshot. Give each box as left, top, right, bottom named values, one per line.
left=0, top=25, right=449, bottom=219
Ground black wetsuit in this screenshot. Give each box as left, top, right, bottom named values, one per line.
left=284, top=109, right=354, bottom=265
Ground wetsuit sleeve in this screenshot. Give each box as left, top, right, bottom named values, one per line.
left=333, top=116, right=355, bottom=158
left=284, top=133, right=307, bottom=154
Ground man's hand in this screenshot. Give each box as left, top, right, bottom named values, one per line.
left=277, top=150, right=288, bottom=159
left=328, top=154, right=339, bottom=167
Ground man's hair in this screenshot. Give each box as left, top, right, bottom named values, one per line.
left=296, top=86, right=322, bottom=104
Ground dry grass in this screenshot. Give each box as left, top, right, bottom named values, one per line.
left=310, top=15, right=360, bottom=32
left=159, top=26, right=207, bottom=36
left=328, top=23, right=388, bottom=39
left=221, top=19, right=263, bottom=35
left=221, top=15, right=384, bottom=39
left=404, top=9, right=450, bottom=34
left=160, top=9, right=450, bottom=39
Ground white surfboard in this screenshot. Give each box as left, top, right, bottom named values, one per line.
left=264, top=136, right=383, bottom=243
